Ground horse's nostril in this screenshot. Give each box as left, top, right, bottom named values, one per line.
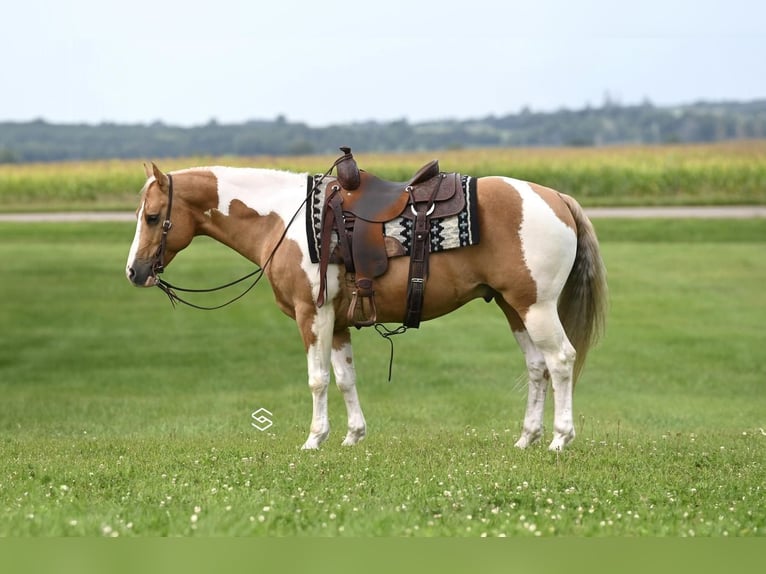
left=128, top=267, right=136, bottom=280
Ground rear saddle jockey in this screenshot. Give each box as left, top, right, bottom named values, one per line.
left=317, top=147, right=465, bottom=329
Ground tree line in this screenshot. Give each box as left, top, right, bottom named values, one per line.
left=1, top=99, right=765, bottom=163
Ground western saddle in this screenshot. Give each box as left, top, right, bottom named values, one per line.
left=317, top=147, right=465, bottom=328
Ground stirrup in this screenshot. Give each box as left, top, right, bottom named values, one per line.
left=347, top=280, right=377, bottom=328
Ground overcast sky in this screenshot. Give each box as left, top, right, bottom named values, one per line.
left=2, top=0, right=764, bottom=127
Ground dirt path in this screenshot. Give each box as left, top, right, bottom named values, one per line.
left=585, top=206, right=766, bottom=219
left=0, top=212, right=135, bottom=222
left=1, top=206, right=765, bottom=223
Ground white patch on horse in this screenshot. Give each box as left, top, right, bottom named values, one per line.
left=208, top=167, right=302, bottom=218
left=125, top=201, right=145, bottom=277
left=504, top=177, right=577, bottom=302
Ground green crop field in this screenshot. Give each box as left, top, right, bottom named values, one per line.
left=1, top=141, right=766, bottom=211
left=1, top=218, right=764, bottom=537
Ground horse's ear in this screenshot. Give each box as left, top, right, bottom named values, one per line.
left=143, top=162, right=153, bottom=179
left=151, top=162, right=170, bottom=192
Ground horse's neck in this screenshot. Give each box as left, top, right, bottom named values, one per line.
left=190, top=166, right=308, bottom=265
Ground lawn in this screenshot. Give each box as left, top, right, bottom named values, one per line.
left=0, top=219, right=764, bottom=536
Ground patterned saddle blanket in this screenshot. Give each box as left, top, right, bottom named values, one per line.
left=306, top=174, right=479, bottom=264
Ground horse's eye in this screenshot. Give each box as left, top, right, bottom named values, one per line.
left=146, top=214, right=161, bottom=225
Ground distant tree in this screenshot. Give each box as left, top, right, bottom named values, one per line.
left=0, top=147, right=19, bottom=163
left=288, top=139, right=315, bottom=155
left=1, top=99, right=765, bottom=161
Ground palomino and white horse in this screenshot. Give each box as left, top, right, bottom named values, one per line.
left=125, top=159, right=607, bottom=451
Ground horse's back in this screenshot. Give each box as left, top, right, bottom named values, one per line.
left=476, top=175, right=577, bottom=235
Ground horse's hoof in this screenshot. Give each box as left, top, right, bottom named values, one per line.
left=548, top=429, right=575, bottom=451
left=514, top=437, right=529, bottom=449
left=302, top=430, right=329, bottom=450
left=514, top=429, right=542, bottom=449
left=341, top=429, right=366, bottom=446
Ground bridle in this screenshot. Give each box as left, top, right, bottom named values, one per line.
left=151, top=173, right=174, bottom=276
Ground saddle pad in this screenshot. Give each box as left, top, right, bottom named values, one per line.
left=306, top=175, right=479, bottom=264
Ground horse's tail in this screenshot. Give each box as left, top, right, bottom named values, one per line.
left=558, top=193, right=608, bottom=385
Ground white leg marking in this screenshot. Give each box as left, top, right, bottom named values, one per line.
left=523, top=302, right=577, bottom=451
left=331, top=341, right=367, bottom=446
left=513, top=330, right=548, bottom=449
left=302, top=306, right=334, bottom=450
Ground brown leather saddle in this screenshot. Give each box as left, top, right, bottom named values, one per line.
left=318, top=147, right=464, bottom=328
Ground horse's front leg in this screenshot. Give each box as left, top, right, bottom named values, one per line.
left=332, top=328, right=367, bottom=446
left=299, top=304, right=334, bottom=450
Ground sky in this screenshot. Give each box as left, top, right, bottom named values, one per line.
left=2, top=0, right=764, bottom=127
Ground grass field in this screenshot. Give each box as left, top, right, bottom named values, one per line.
left=0, top=218, right=764, bottom=537
left=1, top=140, right=766, bottom=211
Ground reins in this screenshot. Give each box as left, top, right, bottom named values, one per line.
left=151, top=151, right=409, bottom=381
left=153, top=157, right=347, bottom=310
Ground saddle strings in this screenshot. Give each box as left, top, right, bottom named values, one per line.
left=374, top=324, right=408, bottom=382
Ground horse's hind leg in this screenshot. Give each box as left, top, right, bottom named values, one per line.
left=496, top=298, right=548, bottom=448
left=513, top=330, right=549, bottom=448
left=331, top=329, right=367, bottom=446
left=522, top=301, right=577, bottom=451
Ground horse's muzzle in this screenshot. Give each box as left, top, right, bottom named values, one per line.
left=126, top=261, right=157, bottom=287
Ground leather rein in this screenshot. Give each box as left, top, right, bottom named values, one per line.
left=151, top=152, right=407, bottom=380
left=151, top=158, right=347, bottom=310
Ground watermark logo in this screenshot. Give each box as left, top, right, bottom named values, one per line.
left=251, top=407, right=273, bottom=431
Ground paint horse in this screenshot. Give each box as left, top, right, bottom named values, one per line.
left=125, top=157, right=607, bottom=451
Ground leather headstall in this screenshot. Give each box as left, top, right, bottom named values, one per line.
left=152, top=173, right=174, bottom=275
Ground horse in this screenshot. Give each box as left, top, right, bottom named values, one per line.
left=125, top=158, right=607, bottom=451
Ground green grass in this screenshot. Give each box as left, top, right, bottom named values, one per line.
left=0, top=220, right=765, bottom=536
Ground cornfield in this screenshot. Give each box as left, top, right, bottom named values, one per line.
left=1, top=141, right=764, bottom=211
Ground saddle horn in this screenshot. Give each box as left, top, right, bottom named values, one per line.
left=336, top=146, right=361, bottom=190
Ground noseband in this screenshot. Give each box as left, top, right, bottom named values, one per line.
left=151, top=173, right=174, bottom=275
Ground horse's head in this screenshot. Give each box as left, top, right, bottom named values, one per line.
left=125, top=163, right=195, bottom=287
